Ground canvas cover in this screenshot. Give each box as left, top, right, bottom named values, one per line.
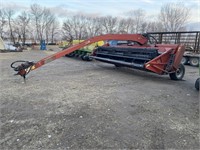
left=0, top=37, right=5, bottom=50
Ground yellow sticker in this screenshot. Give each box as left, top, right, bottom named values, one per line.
left=146, top=64, right=150, bottom=67
left=31, top=65, right=36, bottom=70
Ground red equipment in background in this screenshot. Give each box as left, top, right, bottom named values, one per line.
left=11, top=33, right=185, bottom=81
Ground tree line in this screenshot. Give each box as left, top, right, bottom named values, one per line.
left=0, top=2, right=190, bottom=45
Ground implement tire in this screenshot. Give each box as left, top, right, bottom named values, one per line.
left=181, top=56, right=188, bottom=65
left=169, top=64, right=185, bottom=80
left=114, top=64, right=121, bottom=67
left=189, top=57, right=199, bottom=67
left=195, top=78, right=200, bottom=91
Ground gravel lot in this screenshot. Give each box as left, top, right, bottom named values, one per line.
left=0, top=47, right=199, bottom=149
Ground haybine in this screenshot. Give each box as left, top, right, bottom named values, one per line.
left=11, top=33, right=186, bottom=82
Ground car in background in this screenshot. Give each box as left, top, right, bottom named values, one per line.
left=4, top=43, right=17, bottom=51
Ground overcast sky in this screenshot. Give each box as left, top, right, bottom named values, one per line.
left=0, top=0, right=199, bottom=23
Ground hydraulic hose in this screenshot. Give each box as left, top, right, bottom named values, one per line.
left=10, top=60, right=35, bottom=79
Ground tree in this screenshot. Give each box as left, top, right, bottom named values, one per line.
left=30, top=4, right=43, bottom=41
left=62, top=15, right=88, bottom=41
left=83, top=17, right=102, bottom=38
left=15, top=11, right=30, bottom=45
left=159, top=2, right=190, bottom=31
left=100, top=16, right=118, bottom=34
left=147, top=21, right=164, bottom=32
left=43, top=9, right=56, bottom=44
left=117, top=18, right=134, bottom=33
left=48, top=18, right=60, bottom=43
left=126, top=9, right=146, bottom=33
left=30, top=4, right=57, bottom=43
left=4, top=8, right=16, bottom=44
left=0, top=9, right=6, bottom=39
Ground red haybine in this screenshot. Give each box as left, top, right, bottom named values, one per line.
left=11, top=33, right=185, bottom=81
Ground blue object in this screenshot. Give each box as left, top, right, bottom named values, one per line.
left=109, top=40, right=117, bottom=46
left=40, top=40, right=46, bottom=50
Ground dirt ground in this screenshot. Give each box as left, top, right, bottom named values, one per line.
left=0, top=46, right=199, bottom=149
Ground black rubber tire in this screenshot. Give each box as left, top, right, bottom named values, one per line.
left=81, top=55, right=86, bottom=60
left=189, top=57, right=199, bottom=67
left=114, top=64, right=121, bottom=67
left=87, top=57, right=93, bottom=61
left=68, top=52, right=75, bottom=57
left=195, top=78, right=200, bottom=91
left=169, top=64, right=185, bottom=80
left=65, top=53, right=73, bottom=57
left=74, top=54, right=79, bottom=57
left=83, top=55, right=93, bottom=61
left=181, top=56, right=188, bottom=65
left=65, top=54, right=70, bottom=57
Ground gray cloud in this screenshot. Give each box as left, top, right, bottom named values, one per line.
left=1, top=3, right=29, bottom=11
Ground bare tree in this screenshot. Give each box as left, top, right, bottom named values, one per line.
left=159, top=2, right=190, bottom=31
left=30, top=4, right=43, bottom=41
left=48, top=18, right=60, bottom=43
left=62, top=19, right=71, bottom=41
left=30, top=4, right=57, bottom=43
left=43, top=9, right=56, bottom=44
left=84, top=17, right=102, bottom=38
left=140, top=22, right=148, bottom=33
left=15, top=11, right=30, bottom=45
left=62, top=15, right=88, bottom=41
left=127, top=9, right=146, bottom=33
left=117, top=18, right=134, bottom=33
left=0, top=9, right=6, bottom=39
left=0, top=1, right=194, bottom=44
left=100, top=16, right=118, bottom=34
left=4, top=8, right=16, bottom=44
left=146, top=21, right=164, bottom=32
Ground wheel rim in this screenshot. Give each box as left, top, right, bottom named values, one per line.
left=176, top=67, right=183, bottom=79
left=190, top=58, right=199, bottom=66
